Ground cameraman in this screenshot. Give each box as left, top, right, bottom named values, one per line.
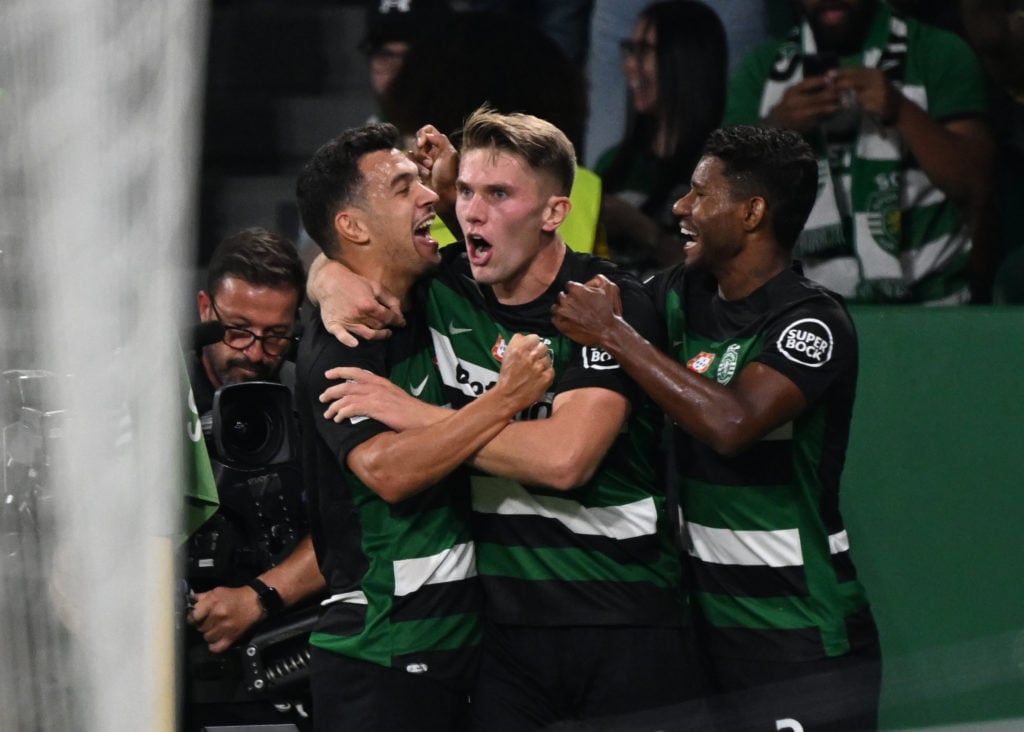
left=184, top=228, right=324, bottom=729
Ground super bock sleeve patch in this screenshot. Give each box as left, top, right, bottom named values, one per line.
left=776, top=318, right=834, bottom=367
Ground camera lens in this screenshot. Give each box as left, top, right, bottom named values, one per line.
left=212, top=382, right=294, bottom=468
left=220, top=402, right=280, bottom=466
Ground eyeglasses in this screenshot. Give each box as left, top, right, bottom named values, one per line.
left=209, top=299, right=296, bottom=357
left=619, top=39, right=657, bottom=58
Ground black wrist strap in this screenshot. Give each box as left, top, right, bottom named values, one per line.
left=247, top=578, right=285, bottom=618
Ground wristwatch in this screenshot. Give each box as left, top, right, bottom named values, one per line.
left=247, top=578, right=285, bottom=618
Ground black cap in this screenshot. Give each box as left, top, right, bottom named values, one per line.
left=362, top=0, right=451, bottom=50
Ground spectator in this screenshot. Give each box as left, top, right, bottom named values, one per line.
left=593, top=0, right=727, bottom=274
left=582, top=0, right=789, bottom=169
left=724, top=0, right=997, bottom=303
left=359, top=0, right=453, bottom=120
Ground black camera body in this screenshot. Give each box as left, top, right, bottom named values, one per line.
left=187, top=382, right=307, bottom=592
left=185, top=380, right=316, bottom=709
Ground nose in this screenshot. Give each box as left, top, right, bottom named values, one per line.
left=417, top=180, right=439, bottom=207
left=672, top=190, right=693, bottom=218
left=242, top=337, right=268, bottom=360
left=458, top=191, right=483, bottom=225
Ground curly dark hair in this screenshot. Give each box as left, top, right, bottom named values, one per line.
left=703, top=125, right=818, bottom=250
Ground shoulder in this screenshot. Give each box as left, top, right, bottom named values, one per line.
left=561, top=250, right=635, bottom=285
left=767, top=270, right=857, bottom=357
left=904, top=17, right=988, bottom=112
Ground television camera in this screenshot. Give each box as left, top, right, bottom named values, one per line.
left=185, top=379, right=317, bottom=710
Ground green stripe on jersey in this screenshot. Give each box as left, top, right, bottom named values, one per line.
left=477, top=544, right=679, bottom=587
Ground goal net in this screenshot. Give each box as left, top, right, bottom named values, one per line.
left=0, top=2, right=207, bottom=730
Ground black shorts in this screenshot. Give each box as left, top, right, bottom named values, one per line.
left=705, top=643, right=883, bottom=731
left=470, top=622, right=704, bottom=731
left=309, top=647, right=470, bottom=732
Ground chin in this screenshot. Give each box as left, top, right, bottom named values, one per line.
left=469, top=263, right=498, bottom=286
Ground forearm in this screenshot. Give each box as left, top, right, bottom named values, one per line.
left=257, top=535, right=324, bottom=608
left=469, top=389, right=628, bottom=491
left=349, top=387, right=521, bottom=502
left=306, top=253, right=329, bottom=305
left=597, top=315, right=753, bottom=455
left=470, top=420, right=601, bottom=491
left=893, top=100, right=994, bottom=208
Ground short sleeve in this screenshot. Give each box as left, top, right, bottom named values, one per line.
left=753, top=295, right=857, bottom=405
left=909, top=23, right=988, bottom=121
left=556, top=268, right=662, bottom=407
left=302, top=322, right=392, bottom=467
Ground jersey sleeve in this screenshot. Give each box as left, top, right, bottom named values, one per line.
left=556, top=267, right=663, bottom=407
left=910, top=23, right=988, bottom=121
left=753, top=294, right=857, bottom=405
left=303, top=320, right=393, bottom=467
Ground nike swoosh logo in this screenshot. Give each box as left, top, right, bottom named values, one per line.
left=410, top=376, right=429, bottom=397
left=448, top=320, right=473, bottom=335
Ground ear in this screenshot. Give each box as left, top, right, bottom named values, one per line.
left=741, top=196, right=767, bottom=233
left=334, top=208, right=370, bottom=246
left=197, top=290, right=213, bottom=321
left=541, top=195, right=572, bottom=233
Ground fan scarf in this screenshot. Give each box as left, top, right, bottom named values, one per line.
left=757, top=5, right=970, bottom=303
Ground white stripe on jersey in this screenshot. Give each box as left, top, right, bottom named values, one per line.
left=688, top=523, right=803, bottom=567
left=471, top=476, right=658, bottom=540
left=688, top=524, right=853, bottom=567
left=392, top=541, right=477, bottom=597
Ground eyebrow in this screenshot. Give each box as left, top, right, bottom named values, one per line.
left=390, top=170, right=416, bottom=190
left=216, top=309, right=291, bottom=333
left=456, top=178, right=513, bottom=194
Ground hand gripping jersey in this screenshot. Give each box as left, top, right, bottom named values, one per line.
left=295, top=283, right=481, bottom=690
left=647, top=263, right=876, bottom=661
left=428, top=244, right=685, bottom=627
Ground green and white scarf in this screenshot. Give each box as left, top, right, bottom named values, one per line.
left=757, top=6, right=969, bottom=302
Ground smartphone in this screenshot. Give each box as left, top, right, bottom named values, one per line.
left=802, top=51, right=839, bottom=78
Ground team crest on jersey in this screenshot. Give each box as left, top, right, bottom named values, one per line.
left=716, top=343, right=741, bottom=384
left=687, top=351, right=716, bottom=374
left=491, top=334, right=507, bottom=362
left=777, top=318, right=834, bottom=367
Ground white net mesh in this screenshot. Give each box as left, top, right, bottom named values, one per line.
left=0, top=1, right=207, bottom=729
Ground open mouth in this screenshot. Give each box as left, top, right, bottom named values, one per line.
left=466, top=234, right=493, bottom=265
left=679, top=224, right=697, bottom=250
left=413, top=215, right=439, bottom=255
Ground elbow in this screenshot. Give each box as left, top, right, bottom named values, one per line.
left=349, top=454, right=424, bottom=504
left=542, top=454, right=601, bottom=491
left=704, top=420, right=756, bottom=458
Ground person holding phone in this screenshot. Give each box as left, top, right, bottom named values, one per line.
left=724, top=0, right=997, bottom=305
